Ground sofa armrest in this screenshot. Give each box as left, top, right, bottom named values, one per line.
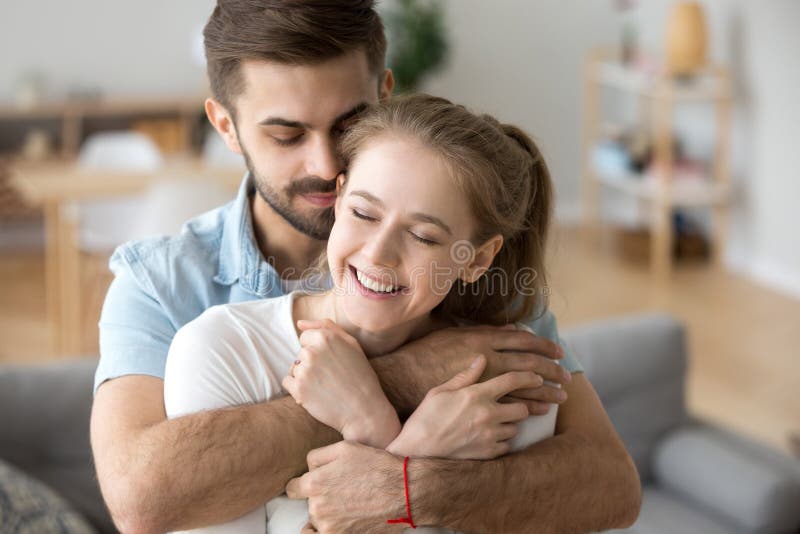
left=653, top=424, right=800, bottom=533
left=0, top=358, right=97, bottom=464
left=0, top=358, right=112, bottom=532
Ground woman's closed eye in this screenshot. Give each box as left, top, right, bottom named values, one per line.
left=351, top=208, right=439, bottom=246
left=351, top=208, right=377, bottom=222
left=409, top=233, right=438, bottom=246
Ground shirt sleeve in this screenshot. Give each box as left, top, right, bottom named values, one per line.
left=94, top=261, right=177, bottom=394
left=522, top=309, right=584, bottom=374
left=163, top=305, right=286, bottom=419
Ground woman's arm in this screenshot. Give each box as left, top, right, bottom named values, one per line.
left=281, top=319, right=402, bottom=448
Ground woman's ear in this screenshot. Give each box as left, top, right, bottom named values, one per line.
left=461, top=234, right=503, bottom=284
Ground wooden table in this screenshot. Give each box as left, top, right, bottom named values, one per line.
left=9, top=156, right=243, bottom=356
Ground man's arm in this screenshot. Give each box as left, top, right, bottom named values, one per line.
left=93, top=268, right=564, bottom=532
left=91, top=375, right=340, bottom=532
left=92, top=324, right=557, bottom=533
left=286, top=373, right=640, bottom=534
left=407, top=373, right=641, bottom=533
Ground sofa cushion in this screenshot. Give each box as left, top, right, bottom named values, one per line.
left=0, top=458, right=96, bottom=533
left=562, top=313, right=688, bottom=481
left=653, top=425, right=800, bottom=534
left=605, top=487, right=746, bottom=534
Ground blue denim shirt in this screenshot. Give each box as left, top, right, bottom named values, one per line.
left=95, top=175, right=582, bottom=393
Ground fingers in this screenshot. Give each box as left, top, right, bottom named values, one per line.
left=281, top=374, right=297, bottom=400
left=298, top=319, right=361, bottom=350
left=301, top=522, right=317, bottom=533
left=507, top=383, right=567, bottom=404
left=495, top=422, right=518, bottom=442
left=475, top=371, right=543, bottom=400
left=434, top=355, right=486, bottom=393
left=499, top=396, right=553, bottom=416
left=285, top=472, right=311, bottom=499
left=306, top=442, right=343, bottom=470
left=490, top=330, right=564, bottom=360
left=493, top=401, right=529, bottom=423
left=297, top=319, right=331, bottom=331
left=489, top=441, right=511, bottom=458
left=496, top=353, right=572, bottom=385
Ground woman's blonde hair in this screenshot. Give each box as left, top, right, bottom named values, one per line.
left=339, top=94, right=553, bottom=325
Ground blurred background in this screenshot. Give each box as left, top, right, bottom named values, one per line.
left=0, top=0, right=797, bottom=475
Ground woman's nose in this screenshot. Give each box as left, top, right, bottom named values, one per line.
left=362, top=227, right=399, bottom=268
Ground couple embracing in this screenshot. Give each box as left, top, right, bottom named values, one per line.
left=91, top=2, right=641, bottom=533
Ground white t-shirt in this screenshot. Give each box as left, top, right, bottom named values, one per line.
left=164, top=291, right=559, bottom=533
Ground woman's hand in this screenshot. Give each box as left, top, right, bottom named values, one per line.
left=282, top=319, right=401, bottom=448
left=386, top=354, right=538, bottom=460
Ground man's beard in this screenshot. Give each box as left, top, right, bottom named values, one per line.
left=241, top=144, right=335, bottom=241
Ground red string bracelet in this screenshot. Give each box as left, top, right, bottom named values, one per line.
left=387, top=456, right=416, bottom=529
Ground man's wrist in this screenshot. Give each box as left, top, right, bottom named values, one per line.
left=405, top=456, right=448, bottom=528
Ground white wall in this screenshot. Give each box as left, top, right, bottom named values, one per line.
left=626, top=0, right=800, bottom=296
left=0, top=1, right=214, bottom=100
left=2, top=0, right=798, bottom=297
left=420, top=0, right=620, bottom=220
left=423, top=0, right=800, bottom=299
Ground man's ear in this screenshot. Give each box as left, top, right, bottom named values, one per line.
left=335, top=172, right=347, bottom=195
left=205, top=98, right=242, bottom=154
left=379, top=69, right=394, bottom=101
left=334, top=172, right=347, bottom=217
left=460, top=234, right=503, bottom=284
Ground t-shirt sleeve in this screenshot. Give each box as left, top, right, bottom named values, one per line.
left=163, top=305, right=285, bottom=419
left=94, top=257, right=177, bottom=394
left=521, top=309, right=584, bottom=374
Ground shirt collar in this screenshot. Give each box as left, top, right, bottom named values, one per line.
left=215, top=173, right=282, bottom=296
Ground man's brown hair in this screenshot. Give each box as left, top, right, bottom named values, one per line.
left=204, top=0, right=387, bottom=113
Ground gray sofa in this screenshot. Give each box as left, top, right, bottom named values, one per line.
left=1, top=313, right=798, bottom=533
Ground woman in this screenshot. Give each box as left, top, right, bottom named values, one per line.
left=165, top=94, right=564, bottom=533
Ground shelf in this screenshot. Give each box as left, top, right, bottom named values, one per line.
left=583, top=46, right=733, bottom=278
left=0, top=94, right=207, bottom=121
left=594, top=61, right=729, bottom=101
left=594, top=168, right=731, bottom=207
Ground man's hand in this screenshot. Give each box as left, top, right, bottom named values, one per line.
left=387, top=355, right=533, bottom=460
left=282, top=319, right=401, bottom=448
left=286, top=441, right=408, bottom=534
left=291, top=374, right=641, bottom=534
left=374, top=325, right=571, bottom=418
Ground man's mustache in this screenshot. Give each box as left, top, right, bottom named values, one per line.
left=287, top=177, right=337, bottom=196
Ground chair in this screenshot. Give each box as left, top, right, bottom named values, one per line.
left=62, top=131, right=233, bottom=354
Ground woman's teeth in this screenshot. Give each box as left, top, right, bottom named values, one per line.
left=355, top=269, right=397, bottom=293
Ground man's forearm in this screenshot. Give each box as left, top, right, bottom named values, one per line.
left=111, top=396, right=339, bottom=532
left=407, top=433, right=641, bottom=534
left=371, top=351, right=434, bottom=418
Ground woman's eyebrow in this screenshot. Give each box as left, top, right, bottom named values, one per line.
left=349, top=190, right=453, bottom=235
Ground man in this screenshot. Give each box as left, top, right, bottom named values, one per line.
left=90, top=1, right=641, bottom=532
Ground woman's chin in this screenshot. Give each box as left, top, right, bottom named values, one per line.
left=340, top=307, right=395, bottom=333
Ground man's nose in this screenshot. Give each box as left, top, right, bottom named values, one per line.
left=307, top=135, right=343, bottom=181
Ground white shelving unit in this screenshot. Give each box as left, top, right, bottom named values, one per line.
left=582, top=47, right=733, bottom=278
